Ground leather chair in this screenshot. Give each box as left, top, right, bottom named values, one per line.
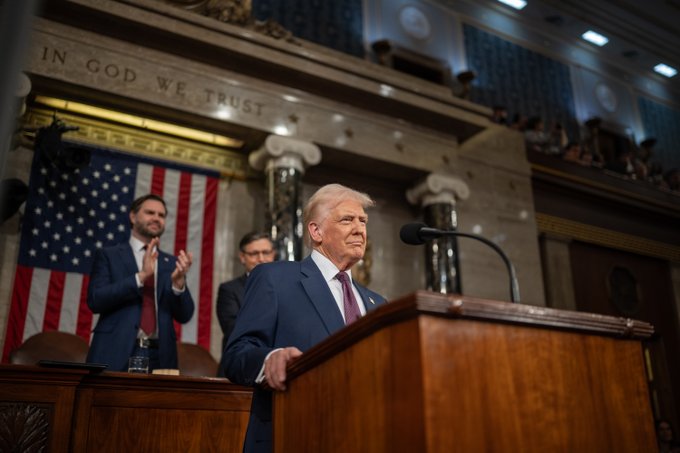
left=176, top=342, right=218, bottom=377
left=9, top=331, right=89, bottom=365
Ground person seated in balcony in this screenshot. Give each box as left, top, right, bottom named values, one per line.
left=634, top=138, right=655, bottom=182
left=524, top=116, right=549, bottom=153
left=562, top=141, right=581, bottom=163
left=665, top=168, right=680, bottom=191
left=562, top=142, right=596, bottom=167
left=490, top=105, right=508, bottom=125
left=649, top=162, right=668, bottom=189
left=509, top=113, right=527, bottom=132
left=547, top=122, right=568, bottom=155
left=604, top=147, right=635, bottom=177
left=579, top=146, right=603, bottom=168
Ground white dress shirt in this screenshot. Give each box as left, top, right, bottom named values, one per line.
left=310, top=249, right=367, bottom=321
left=255, top=250, right=367, bottom=384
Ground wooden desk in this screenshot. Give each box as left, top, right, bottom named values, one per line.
left=0, top=365, right=252, bottom=452
left=0, top=365, right=86, bottom=452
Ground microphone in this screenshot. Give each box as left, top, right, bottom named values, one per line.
left=400, top=222, right=521, bottom=303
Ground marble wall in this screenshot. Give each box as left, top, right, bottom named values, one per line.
left=456, top=126, right=545, bottom=305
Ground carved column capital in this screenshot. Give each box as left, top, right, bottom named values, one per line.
left=406, top=173, right=470, bottom=207
left=249, top=135, right=321, bottom=174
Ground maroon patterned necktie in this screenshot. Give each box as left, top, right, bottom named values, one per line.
left=336, top=272, right=361, bottom=325
left=140, top=248, right=156, bottom=335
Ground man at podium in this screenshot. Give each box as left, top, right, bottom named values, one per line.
left=224, top=183, right=386, bottom=453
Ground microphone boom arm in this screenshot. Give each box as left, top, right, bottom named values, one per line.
left=432, top=230, right=521, bottom=304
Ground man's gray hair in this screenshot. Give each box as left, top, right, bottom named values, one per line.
left=303, top=184, right=374, bottom=246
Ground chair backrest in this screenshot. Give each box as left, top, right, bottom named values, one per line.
left=9, top=331, right=89, bottom=365
left=176, top=342, right=218, bottom=377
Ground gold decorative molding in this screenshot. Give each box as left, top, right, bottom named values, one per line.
left=24, top=108, right=250, bottom=178
left=536, top=213, right=680, bottom=262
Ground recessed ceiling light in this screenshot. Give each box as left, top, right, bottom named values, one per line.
left=497, top=0, right=527, bottom=10
left=581, top=30, right=609, bottom=47
left=654, top=63, right=677, bottom=78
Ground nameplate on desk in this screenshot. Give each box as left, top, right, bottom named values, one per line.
left=152, top=368, right=180, bottom=376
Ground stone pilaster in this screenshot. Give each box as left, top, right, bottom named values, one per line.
left=249, top=135, right=321, bottom=261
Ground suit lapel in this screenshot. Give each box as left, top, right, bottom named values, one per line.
left=157, top=250, right=173, bottom=275
left=119, top=243, right=139, bottom=278
left=300, top=256, right=345, bottom=335
left=356, top=284, right=381, bottom=314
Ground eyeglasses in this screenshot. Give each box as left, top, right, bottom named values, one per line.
left=242, top=249, right=274, bottom=258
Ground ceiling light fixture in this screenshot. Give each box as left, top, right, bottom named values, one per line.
left=497, top=0, right=527, bottom=10
left=581, top=30, right=609, bottom=47
left=654, top=63, right=677, bottom=78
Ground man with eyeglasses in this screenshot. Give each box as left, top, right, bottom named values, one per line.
left=216, top=231, right=275, bottom=376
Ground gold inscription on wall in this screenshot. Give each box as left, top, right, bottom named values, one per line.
left=37, top=44, right=267, bottom=118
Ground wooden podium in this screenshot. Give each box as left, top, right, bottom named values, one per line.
left=273, top=291, right=657, bottom=452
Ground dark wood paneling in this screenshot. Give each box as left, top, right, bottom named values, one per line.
left=0, top=366, right=252, bottom=452
left=569, top=241, right=680, bottom=425
left=73, top=372, right=252, bottom=452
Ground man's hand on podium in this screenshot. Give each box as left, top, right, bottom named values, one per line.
left=263, top=347, right=302, bottom=391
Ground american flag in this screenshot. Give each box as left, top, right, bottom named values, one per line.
left=1, top=143, right=218, bottom=362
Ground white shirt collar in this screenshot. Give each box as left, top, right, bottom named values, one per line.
left=311, top=249, right=353, bottom=284
left=129, top=235, right=146, bottom=253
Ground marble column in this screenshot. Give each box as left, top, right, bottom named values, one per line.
left=249, top=135, right=321, bottom=261
left=406, top=174, right=470, bottom=294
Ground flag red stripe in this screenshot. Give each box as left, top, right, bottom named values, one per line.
left=172, top=172, right=192, bottom=341
left=76, top=274, right=93, bottom=341
left=174, top=172, right=191, bottom=253
left=1, top=265, right=33, bottom=363
left=198, top=177, right=217, bottom=349
left=150, top=167, right=165, bottom=197
left=43, top=271, right=65, bottom=331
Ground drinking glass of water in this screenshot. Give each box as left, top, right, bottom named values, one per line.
left=128, top=356, right=149, bottom=374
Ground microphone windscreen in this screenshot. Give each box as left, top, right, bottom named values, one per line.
left=399, top=222, right=427, bottom=245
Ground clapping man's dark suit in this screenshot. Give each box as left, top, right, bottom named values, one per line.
left=87, top=194, right=194, bottom=371
left=224, top=184, right=387, bottom=453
